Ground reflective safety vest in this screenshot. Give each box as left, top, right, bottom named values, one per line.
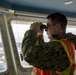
left=32, top=39, right=75, bottom=75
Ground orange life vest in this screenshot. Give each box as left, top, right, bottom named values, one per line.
left=32, top=39, right=75, bottom=75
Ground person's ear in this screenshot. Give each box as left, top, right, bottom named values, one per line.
left=55, top=23, right=60, bottom=30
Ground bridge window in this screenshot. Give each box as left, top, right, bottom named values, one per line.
left=0, top=31, right=7, bottom=72
left=66, top=25, right=76, bottom=35
left=11, top=20, right=32, bottom=68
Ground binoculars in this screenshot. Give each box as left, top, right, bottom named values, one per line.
left=40, top=24, right=47, bottom=30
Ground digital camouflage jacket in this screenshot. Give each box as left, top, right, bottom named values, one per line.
left=21, top=30, right=76, bottom=72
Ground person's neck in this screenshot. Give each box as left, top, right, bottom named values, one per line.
left=52, top=32, right=66, bottom=39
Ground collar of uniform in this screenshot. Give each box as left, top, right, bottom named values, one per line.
left=52, top=33, right=66, bottom=40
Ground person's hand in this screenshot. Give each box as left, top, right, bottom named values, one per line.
left=30, top=22, right=43, bottom=35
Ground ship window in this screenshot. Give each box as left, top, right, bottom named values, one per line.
left=0, top=31, right=7, bottom=72
left=66, top=25, right=76, bottom=35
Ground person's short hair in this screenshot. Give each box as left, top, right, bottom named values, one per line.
left=47, top=12, right=67, bottom=31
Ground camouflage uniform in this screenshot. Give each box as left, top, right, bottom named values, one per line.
left=21, top=30, right=76, bottom=72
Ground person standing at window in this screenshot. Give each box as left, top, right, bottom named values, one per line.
left=21, top=12, right=76, bottom=75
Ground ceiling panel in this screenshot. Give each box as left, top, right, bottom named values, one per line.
left=1, top=0, right=76, bottom=16
left=4, top=0, right=76, bottom=12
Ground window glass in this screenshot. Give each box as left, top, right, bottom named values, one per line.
left=11, top=21, right=32, bottom=68
left=66, top=25, right=76, bottom=35
left=0, top=31, right=7, bottom=72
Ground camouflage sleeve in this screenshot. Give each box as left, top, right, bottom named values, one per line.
left=21, top=30, right=44, bottom=67
left=21, top=30, right=70, bottom=72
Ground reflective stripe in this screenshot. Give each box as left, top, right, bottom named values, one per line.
left=32, top=67, right=52, bottom=75
left=32, top=68, right=41, bottom=75
left=63, top=40, right=75, bottom=61
left=52, top=39, right=75, bottom=75
left=61, top=40, right=75, bottom=75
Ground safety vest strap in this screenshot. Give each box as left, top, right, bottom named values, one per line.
left=70, top=64, right=75, bottom=75
left=62, top=39, right=75, bottom=61
left=52, top=39, right=75, bottom=75
left=32, top=67, right=52, bottom=75
left=32, top=67, right=41, bottom=75
left=61, top=40, right=75, bottom=75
